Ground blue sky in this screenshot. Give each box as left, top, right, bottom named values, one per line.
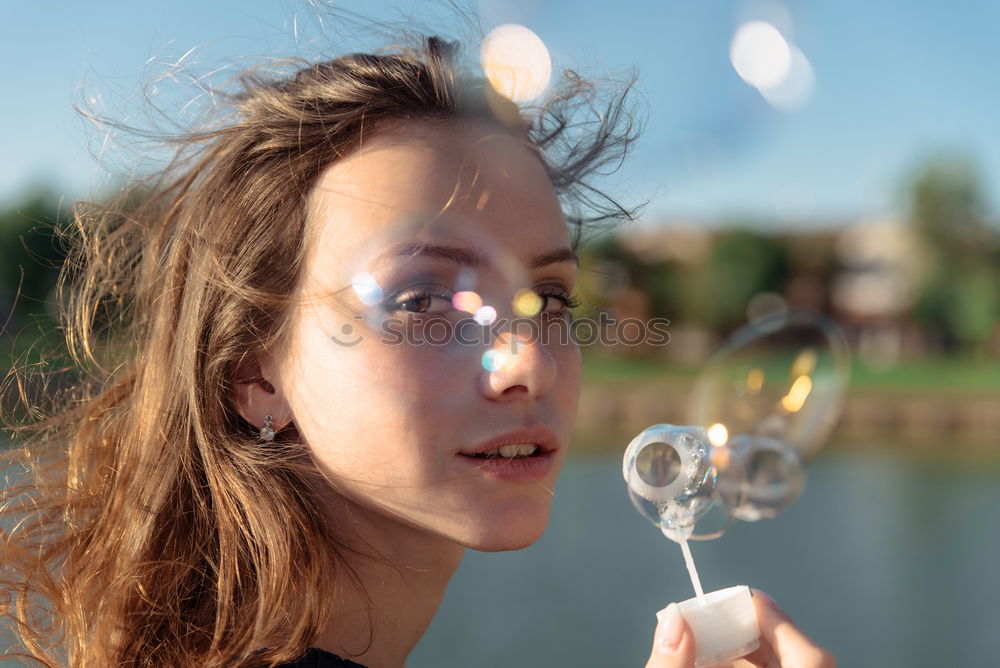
left=3, top=0, right=999, bottom=226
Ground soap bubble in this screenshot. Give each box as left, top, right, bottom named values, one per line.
left=623, top=310, right=849, bottom=543
left=716, top=434, right=805, bottom=521
left=622, top=424, right=734, bottom=541
left=689, top=310, right=850, bottom=459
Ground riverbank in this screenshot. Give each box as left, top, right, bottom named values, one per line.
left=572, top=377, right=1000, bottom=455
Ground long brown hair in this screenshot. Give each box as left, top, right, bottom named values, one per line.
left=1, top=30, right=639, bottom=667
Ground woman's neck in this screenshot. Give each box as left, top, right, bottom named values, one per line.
left=311, top=490, right=465, bottom=668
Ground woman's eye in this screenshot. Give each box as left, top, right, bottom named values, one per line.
left=390, top=290, right=454, bottom=314
left=538, top=290, right=580, bottom=315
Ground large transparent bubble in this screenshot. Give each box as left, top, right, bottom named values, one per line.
left=689, top=310, right=850, bottom=459
left=623, top=310, right=849, bottom=541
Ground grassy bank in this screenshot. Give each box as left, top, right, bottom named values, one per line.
left=582, top=353, right=1000, bottom=393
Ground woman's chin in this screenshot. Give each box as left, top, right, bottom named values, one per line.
left=460, top=509, right=551, bottom=552
left=466, top=532, right=545, bottom=553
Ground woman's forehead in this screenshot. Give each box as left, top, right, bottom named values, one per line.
left=309, top=120, right=551, bottom=208
left=304, top=119, right=569, bottom=267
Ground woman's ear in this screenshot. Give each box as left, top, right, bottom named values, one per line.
left=231, top=353, right=294, bottom=433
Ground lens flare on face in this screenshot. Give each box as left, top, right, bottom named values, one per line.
left=512, top=288, right=543, bottom=316
left=452, top=290, right=484, bottom=313
left=351, top=271, right=383, bottom=306
left=474, top=305, right=498, bottom=325
left=480, top=23, right=552, bottom=103
left=730, top=21, right=791, bottom=90
left=481, top=348, right=510, bottom=372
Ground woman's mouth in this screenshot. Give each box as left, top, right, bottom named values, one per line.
left=457, top=427, right=560, bottom=481
left=463, top=443, right=540, bottom=458
left=457, top=442, right=556, bottom=482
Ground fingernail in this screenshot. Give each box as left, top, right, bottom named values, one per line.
left=654, top=603, right=684, bottom=653
left=751, top=588, right=781, bottom=611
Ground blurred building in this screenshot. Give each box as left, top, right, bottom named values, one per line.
left=832, top=217, right=928, bottom=366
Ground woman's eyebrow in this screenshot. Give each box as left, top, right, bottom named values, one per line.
left=530, top=247, right=579, bottom=269
left=388, top=242, right=483, bottom=266
left=381, top=244, right=579, bottom=269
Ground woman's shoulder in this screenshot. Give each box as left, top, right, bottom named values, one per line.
left=270, top=647, right=368, bottom=668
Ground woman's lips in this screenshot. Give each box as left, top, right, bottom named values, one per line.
left=458, top=426, right=559, bottom=457
left=456, top=448, right=556, bottom=482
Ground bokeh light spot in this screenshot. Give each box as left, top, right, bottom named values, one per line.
left=707, top=423, right=730, bottom=447
left=452, top=290, right=483, bottom=314
left=730, top=20, right=791, bottom=90
left=481, top=349, right=509, bottom=372
left=758, top=44, right=815, bottom=111
left=512, top=288, right=543, bottom=316
left=781, top=374, right=813, bottom=413
left=710, top=445, right=731, bottom=470
left=791, top=348, right=818, bottom=378
left=480, top=23, right=552, bottom=103
left=474, top=305, right=498, bottom=325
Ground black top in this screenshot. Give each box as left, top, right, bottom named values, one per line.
left=272, top=647, right=367, bottom=667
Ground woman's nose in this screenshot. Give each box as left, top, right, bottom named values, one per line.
left=478, top=331, right=557, bottom=401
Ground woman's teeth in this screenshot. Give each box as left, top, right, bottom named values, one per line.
left=474, top=443, right=539, bottom=458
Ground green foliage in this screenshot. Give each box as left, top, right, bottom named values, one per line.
left=681, top=228, right=789, bottom=330
left=910, top=157, right=991, bottom=253
left=907, top=156, right=1000, bottom=352
left=0, top=189, right=71, bottom=357
left=586, top=227, right=790, bottom=331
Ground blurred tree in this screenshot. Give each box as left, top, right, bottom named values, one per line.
left=580, top=226, right=790, bottom=334
left=910, top=157, right=992, bottom=254
left=907, top=157, right=1000, bottom=354
left=679, top=228, right=789, bottom=331
left=0, top=189, right=70, bottom=345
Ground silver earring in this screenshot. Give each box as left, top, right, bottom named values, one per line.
left=260, top=414, right=275, bottom=442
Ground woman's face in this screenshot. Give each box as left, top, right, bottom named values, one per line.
left=268, top=120, right=581, bottom=551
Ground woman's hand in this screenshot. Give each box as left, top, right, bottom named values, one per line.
left=644, top=589, right=835, bottom=668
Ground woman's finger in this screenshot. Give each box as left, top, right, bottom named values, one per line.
left=738, top=589, right=836, bottom=668
left=644, top=603, right=697, bottom=668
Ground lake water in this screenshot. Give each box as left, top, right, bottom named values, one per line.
left=3, top=448, right=998, bottom=667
